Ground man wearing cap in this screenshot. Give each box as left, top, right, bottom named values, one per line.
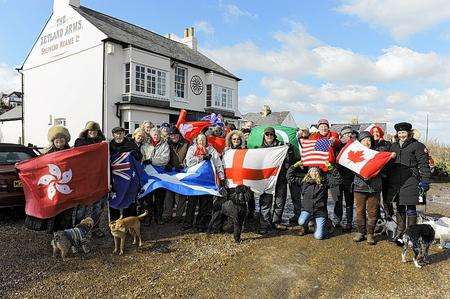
left=259, top=127, right=294, bottom=233
left=162, top=126, right=189, bottom=223
left=386, top=122, right=431, bottom=244
left=109, top=126, right=143, bottom=161
left=334, top=125, right=356, bottom=231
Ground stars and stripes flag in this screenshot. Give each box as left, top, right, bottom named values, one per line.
left=300, top=138, right=333, bottom=171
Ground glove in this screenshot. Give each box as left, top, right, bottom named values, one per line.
left=143, top=159, right=152, bottom=165
left=203, top=154, right=212, bottom=160
left=419, top=181, right=430, bottom=192
left=294, top=161, right=303, bottom=168
left=164, top=164, right=173, bottom=172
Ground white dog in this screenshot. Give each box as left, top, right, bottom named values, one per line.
left=418, top=214, right=450, bottom=249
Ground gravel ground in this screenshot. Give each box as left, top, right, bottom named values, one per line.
left=1, top=182, right=449, bottom=298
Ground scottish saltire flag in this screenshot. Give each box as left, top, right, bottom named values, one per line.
left=139, top=160, right=220, bottom=198
left=109, top=152, right=147, bottom=209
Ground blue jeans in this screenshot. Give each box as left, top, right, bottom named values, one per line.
left=298, top=211, right=326, bottom=240
left=75, top=196, right=106, bottom=227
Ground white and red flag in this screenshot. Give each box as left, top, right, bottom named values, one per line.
left=223, top=146, right=288, bottom=195
left=16, top=142, right=109, bottom=219
left=337, top=140, right=392, bottom=179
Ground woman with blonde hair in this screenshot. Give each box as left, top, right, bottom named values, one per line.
left=140, top=120, right=154, bottom=143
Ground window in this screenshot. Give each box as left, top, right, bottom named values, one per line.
left=213, top=85, right=233, bottom=109
left=124, top=121, right=130, bottom=134
left=125, top=63, right=130, bottom=93
left=54, top=118, right=66, bottom=126
left=175, top=66, right=187, bottom=98
left=146, top=68, right=156, bottom=94
left=131, top=63, right=167, bottom=97
left=134, top=123, right=140, bottom=130
left=157, top=70, right=166, bottom=96
left=135, top=65, right=145, bottom=92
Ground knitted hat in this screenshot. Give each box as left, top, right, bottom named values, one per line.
left=340, top=125, right=353, bottom=136
left=48, top=125, right=71, bottom=143
left=84, top=121, right=101, bottom=131
left=358, top=131, right=372, bottom=142
left=317, top=119, right=329, bottom=127
left=394, top=122, right=412, bottom=132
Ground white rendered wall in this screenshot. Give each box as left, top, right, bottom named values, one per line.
left=0, top=120, right=22, bottom=144
left=22, top=4, right=106, bottom=147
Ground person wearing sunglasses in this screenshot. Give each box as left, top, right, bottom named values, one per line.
left=259, top=127, right=293, bottom=234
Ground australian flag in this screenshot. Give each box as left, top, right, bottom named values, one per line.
left=139, top=160, right=220, bottom=198
left=109, top=152, right=147, bottom=209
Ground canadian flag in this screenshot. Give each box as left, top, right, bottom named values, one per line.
left=16, top=142, right=109, bottom=219
left=223, top=146, right=288, bottom=195
left=337, top=140, right=392, bottom=180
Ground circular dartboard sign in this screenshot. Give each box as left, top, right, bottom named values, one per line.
left=190, top=75, right=204, bottom=95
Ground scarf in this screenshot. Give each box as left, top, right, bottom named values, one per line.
left=195, top=145, right=207, bottom=156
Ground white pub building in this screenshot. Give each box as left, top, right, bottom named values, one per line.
left=21, top=0, right=240, bottom=146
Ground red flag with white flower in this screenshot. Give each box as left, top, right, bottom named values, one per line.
left=337, top=140, right=392, bottom=179
left=16, top=142, right=109, bottom=219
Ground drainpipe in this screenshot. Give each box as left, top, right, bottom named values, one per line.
left=15, top=67, right=24, bottom=145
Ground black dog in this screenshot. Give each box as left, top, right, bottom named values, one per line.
left=401, top=224, right=435, bottom=268
left=207, top=185, right=252, bottom=243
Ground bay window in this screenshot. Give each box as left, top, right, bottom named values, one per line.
left=130, top=63, right=167, bottom=97
left=213, top=85, right=233, bottom=109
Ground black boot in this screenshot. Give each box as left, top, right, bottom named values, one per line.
left=394, top=212, right=406, bottom=246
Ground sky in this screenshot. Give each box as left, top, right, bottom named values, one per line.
left=1, top=0, right=450, bottom=142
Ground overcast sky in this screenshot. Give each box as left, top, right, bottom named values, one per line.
left=1, top=0, right=450, bottom=142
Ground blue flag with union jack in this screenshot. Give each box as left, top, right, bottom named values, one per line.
left=109, top=152, right=147, bottom=209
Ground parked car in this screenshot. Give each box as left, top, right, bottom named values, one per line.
left=0, top=143, right=39, bottom=208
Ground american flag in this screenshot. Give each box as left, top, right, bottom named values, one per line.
left=300, top=138, right=332, bottom=167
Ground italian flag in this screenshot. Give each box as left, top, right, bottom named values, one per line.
left=337, top=140, right=392, bottom=180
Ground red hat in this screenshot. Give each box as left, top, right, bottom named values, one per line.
left=317, top=119, right=329, bottom=127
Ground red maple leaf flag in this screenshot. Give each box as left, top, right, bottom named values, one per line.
left=16, top=142, right=109, bottom=219
left=337, top=140, right=392, bottom=179
left=347, top=150, right=365, bottom=163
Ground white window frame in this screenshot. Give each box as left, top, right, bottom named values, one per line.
left=213, top=85, right=233, bottom=110
left=174, top=66, right=187, bottom=100
left=132, top=63, right=168, bottom=98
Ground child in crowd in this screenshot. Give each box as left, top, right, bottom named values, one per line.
left=287, top=163, right=328, bottom=240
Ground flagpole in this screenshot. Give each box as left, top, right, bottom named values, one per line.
left=106, top=141, right=111, bottom=223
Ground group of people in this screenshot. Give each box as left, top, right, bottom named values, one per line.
left=25, top=117, right=431, bottom=247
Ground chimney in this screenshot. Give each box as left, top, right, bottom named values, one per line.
left=181, top=27, right=198, bottom=51
left=53, top=0, right=80, bottom=12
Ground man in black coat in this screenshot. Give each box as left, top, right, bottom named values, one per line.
left=258, top=127, right=294, bottom=234
left=386, top=122, right=431, bottom=243
left=109, top=127, right=143, bottom=161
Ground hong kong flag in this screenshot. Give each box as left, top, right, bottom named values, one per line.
left=337, top=140, right=392, bottom=180
left=16, top=142, right=109, bottom=219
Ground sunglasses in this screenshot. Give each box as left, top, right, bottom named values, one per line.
left=265, top=132, right=274, bottom=136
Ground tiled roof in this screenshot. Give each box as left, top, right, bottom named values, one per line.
left=73, top=6, right=239, bottom=80
left=0, top=106, right=22, bottom=121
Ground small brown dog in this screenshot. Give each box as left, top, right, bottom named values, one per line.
left=109, top=211, right=147, bottom=255
left=51, top=217, right=94, bottom=260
